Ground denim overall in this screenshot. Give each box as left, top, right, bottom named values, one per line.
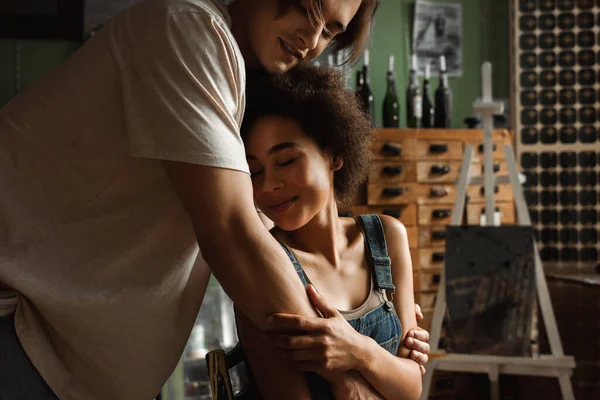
left=277, top=214, right=402, bottom=399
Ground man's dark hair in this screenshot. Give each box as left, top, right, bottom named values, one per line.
left=242, top=66, right=373, bottom=206
left=276, top=0, right=380, bottom=65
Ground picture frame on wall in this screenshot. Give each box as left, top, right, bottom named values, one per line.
left=0, top=0, right=84, bottom=41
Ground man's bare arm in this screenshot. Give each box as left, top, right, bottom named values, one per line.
left=163, top=161, right=316, bottom=328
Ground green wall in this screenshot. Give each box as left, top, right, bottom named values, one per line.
left=0, top=0, right=510, bottom=128
left=0, top=39, right=79, bottom=105
left=356, top=0, right=510, bottom=128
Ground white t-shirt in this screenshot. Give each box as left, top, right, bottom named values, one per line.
left=0, top=0, right=247, bottom=398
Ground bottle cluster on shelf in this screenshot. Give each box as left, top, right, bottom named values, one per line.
left=355, top=51, right=453, bottom=129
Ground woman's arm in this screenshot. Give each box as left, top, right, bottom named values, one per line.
left=235, top=310, right=311, bottom=400
left=236, top=309, right=385, bottom=399
left=352, top=215, right=422, bottom=399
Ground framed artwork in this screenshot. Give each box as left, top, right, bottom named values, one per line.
left=0, top=0, right=83, bottom=40
left=412, top=0, right=463, bottom=77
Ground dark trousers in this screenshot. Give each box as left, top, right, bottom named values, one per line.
left=0, top=311, right=58, bottom=399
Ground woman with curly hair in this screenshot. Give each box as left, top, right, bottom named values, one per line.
left=236, top=66, right=423, bottom=399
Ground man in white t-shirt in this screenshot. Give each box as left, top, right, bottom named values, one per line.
left=0, top=0, right=429, bottom=398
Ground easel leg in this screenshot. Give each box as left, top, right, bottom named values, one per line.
left=557, top=371, right=575, bottom=400
left=488, top=365, right=500, bottom=400
left=419, top=360, right=438, bottom=400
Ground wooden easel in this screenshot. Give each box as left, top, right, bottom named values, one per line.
left=419, top=63, right=576, bottom=400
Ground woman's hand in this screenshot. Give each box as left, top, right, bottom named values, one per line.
left=264, top=284, right=368, bottom=373
left=405, top=304, right=431, bottom=375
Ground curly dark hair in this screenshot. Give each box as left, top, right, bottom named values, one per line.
left=241, top=66, right=374, bottom=207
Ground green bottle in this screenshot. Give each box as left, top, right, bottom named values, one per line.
left=382, top=55, right=400, bottom=128
left=406, top=54, right=423, bottom=128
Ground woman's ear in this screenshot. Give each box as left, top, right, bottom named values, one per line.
left=332, top=156, right=344, bottom=171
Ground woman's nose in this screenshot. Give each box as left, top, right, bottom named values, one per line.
left=261, top=170, right=283, bottom=193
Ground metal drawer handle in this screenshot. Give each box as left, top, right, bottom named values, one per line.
left=383, top=166, right=404, bottom=176
left=430, top=165, right=451, bottom=175
left=382, top=209, right=402, bottom=218
left=429, top=144, right=448, bottom=154
left=432, top=209, right=451, bottom=219
left=432, top=230, right=446, bottom=240
left=381, top=143, right=402, bottom=156
left=430, top=187, right=449, bottom=197
left=383, top=187, right=404, bottom=197
left=478, top=143, right=497, bottom=153
left=480, top=185, right=499, bottom=195
left=432, top=252, right=445, bottom=262
left=432, top=274, right=441, bottom=284
left=494, top=164, right=500, bottom=173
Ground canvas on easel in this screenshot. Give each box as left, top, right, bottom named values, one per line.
left=443, top=225, right=536, bottom=357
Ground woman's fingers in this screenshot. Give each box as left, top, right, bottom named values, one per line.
left=409, top=349, right=429, bottom=366
left=408, top=327, right=430, bottom=343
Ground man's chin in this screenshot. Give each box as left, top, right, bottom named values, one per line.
left=263, top=59, right=296, bottom=74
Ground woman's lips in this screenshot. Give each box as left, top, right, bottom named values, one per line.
left=269, top=197, right=297, bottom=214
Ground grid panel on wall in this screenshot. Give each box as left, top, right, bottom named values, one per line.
left=513, top=0, right=600, bottom=265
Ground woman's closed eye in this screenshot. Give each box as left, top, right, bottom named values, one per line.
left=278, top=157, right=298, bottom=167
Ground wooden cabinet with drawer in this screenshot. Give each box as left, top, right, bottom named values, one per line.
left=368, top=183, right=457, bottom=205
left=466, top=201, right=516, bottom=225
left=366, top=204, right=418, bottom=226
left=349, top=129, right=514, bottom=322
left=371, top=139, right=417, bottom=161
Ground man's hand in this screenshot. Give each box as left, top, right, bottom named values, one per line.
left=265, top=285, right=366, bottom=372
left=405, top=303, right=430, bottom=375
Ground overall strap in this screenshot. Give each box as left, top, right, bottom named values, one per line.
left=278, top=241, right=309, bottom=288
left=357, top=215, right=396, bottom=298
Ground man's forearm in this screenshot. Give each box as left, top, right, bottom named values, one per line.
left=198, top=208, right=317, bottom=329
left=323, top=371, right=385, bottom=400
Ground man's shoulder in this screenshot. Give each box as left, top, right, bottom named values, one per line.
left=165, top=0, right=231, bottom=24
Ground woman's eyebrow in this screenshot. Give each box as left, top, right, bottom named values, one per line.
left=268, top=142, right=300, bottom=155
left=246, top=142, right=300, bottom=160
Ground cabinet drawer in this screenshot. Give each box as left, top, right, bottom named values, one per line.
left=367, top=183, right=413, bottom=205
left=466, top=183, right=513, bottom=202
left=466, top=201, right=516, bottom=225
left=368, top=184, right=456, bottom=205
left=371, top=139, right=418, bottom=161
left=468, top=140, right=511, bottom=161
left=338, top=206, right=368, bottom=218
left=419, top=226, right=448, bottom=247
left=418, top=291, right=438, bottom=310
left=366, top=204, right=418, bottom=226
left=406, top=226, right=419, bottom=249
left=419, top=268, right=442, bottom=291
left=418, top=205, right=454, bottom=225
left=419, top=247, right=446, bottom=270
left=413, top=272, right=420, bottom=294
left=417, top=161, right=469, bottom=183
left=415, top=140, right=463, bottom=160
left=369, top=162, right=417, bottom=183
left=420, top=309, right=433, bottom=332
left=471, top=162, right=509, bottom=177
